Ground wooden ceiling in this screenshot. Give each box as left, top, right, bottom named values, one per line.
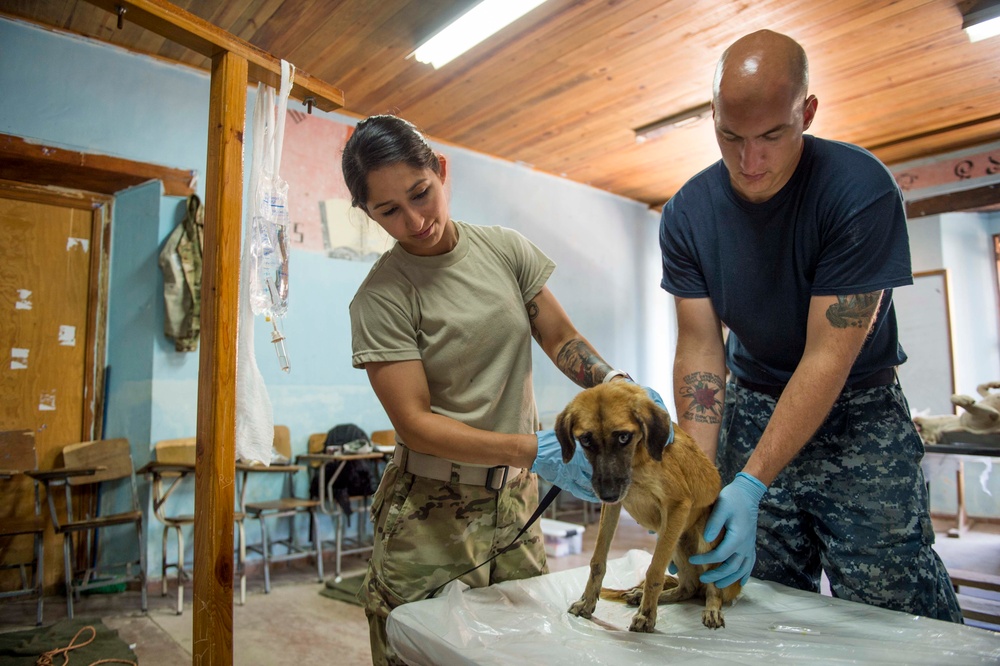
left=4, top=0, right=1000, bottom=208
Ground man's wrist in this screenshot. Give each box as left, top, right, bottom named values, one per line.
left=735, top=471, right=768, bottom=501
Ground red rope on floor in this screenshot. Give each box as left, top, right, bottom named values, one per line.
left=34, top=625, right=137, bottom=666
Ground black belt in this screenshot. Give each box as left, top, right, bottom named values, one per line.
left=734, top=367, right=896, bottom=400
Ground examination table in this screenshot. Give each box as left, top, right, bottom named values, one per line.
left=387, top=549, right=999, bottom=665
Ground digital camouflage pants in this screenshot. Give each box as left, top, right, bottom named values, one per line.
left=719, top=381, right=963, bottom=623
left=359, top=459, right=548, bottom=665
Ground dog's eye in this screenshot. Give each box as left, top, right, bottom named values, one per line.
left=578, top=433, right=593, bottom=448
left=616, top=432, right=632, bottom=447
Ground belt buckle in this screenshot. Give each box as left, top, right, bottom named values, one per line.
left=485, top=465, right=508, bottom=491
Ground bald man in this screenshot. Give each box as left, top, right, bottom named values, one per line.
left=660, top=30, right=962, bottom=622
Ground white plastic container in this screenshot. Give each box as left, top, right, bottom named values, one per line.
left=540, top=518, right=585, bottom=557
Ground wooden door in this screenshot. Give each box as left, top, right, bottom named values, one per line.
left=0, top=180, right=110, bottom=589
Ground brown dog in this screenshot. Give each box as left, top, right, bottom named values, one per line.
left=554, top=381, right=741, bottom=631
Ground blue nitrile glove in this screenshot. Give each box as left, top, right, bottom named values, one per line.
left=688, top=472, right=767, bottom=588
left=531, top=430, right=600, bottom=504
left=640, top=385, right=674, bottom=447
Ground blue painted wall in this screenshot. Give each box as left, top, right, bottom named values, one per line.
left=0, top=17, right=665, bottom=576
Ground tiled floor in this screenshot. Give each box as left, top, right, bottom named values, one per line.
left=1, top=512, right=998, bottom=665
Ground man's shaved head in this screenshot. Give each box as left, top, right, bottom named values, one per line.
left=713, top=30, right=809, bottom=106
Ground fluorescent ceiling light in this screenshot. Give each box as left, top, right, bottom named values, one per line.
left=963, top=1, right=1000, bottom=42
left=634, top=102, right=713, bottom=144
left=412, top=0, right=549, bottom=69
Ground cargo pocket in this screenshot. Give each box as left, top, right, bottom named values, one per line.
left=370, top=461, right=400, bottom=532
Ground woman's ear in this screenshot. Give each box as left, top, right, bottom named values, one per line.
left=437, top=153, right=448, bottom=184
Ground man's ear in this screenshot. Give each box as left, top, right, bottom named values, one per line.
left=802, top=94, right=818, bottom=131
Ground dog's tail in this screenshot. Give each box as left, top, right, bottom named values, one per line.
left=599, top=577, right=680, bottom=603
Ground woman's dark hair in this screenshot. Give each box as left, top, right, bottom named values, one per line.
left=341, top=115, right=441, bottom=211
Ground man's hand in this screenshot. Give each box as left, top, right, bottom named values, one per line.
left=688, top=472, right=767, bottom=587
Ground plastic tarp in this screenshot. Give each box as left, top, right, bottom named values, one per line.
left=387, top=549, right=1000, bottom=665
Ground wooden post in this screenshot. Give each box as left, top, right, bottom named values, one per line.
left=194, top=49, right=247, bottom=665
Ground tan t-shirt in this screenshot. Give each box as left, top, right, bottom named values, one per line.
left=349, top=221, right=554, bottom=441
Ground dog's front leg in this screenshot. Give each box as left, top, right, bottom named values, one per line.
left=568, top=502, right=622, bottom=619
left=631, top=499, right=692, bottom=633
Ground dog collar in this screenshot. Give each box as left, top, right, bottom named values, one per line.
left=666, top=419, right=674, bottom=447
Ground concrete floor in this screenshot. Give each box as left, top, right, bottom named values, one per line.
left=1, top=511, right=998, bottom=665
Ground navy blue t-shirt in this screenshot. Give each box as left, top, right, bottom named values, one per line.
left=660, top=135, right=912, bottom=386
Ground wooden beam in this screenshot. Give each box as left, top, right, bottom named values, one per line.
left=906, top=182, right=1000, bottom=218
left=82, top=0, right=344, bottom=113
left=0, top=133, right=195, bottom=197
left=193, top=49, right=246, bottom=666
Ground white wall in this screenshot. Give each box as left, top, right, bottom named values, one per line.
left=906, top=211, right=1000, bottom=517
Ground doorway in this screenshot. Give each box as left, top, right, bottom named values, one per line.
left=0, top=180, right=111, bottom=589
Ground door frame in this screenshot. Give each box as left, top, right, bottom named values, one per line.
left=1, top=179, right=112, bottom=441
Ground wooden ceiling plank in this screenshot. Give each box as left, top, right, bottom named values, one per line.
left=80, top=0, right=344, bottom=112
left=396, top=0, right=800, bottom=141
left=305, top=1, right=448, bottom=90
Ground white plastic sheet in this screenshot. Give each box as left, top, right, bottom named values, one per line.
left=387, top=549, right=1000, bottom=665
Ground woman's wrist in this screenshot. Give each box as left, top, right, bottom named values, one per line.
left=603, top=369, right=633, bottom=383
left=515, top=433, right=540, bottom=469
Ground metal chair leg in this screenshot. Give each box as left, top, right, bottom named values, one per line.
left=63, top=533, right=74, bottom=619
left=312, top=511, right=324, bottom=582
left=260, top=517, right=272, bottom=593
left=138, top=518, right=147, bottom=613
left=162, top=525, right=170, bottom=597
left=34, top=531, right=44, bottom=626
left=175, top=526, right=185, bottom=614
left=237, top=520, right=246, bottom=605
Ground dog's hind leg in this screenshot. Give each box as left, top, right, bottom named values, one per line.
left=569, top=502, right=622, bottom=620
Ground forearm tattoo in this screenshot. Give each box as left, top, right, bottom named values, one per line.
left=679, top=371, right=724, bottom=424
left=556, top=339, right=611, bottom=388
left=825, top=292, right=880, bottom=329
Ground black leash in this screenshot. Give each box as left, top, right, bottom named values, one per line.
left=424, top=483, right=564, bottom=599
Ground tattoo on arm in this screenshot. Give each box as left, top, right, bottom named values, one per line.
left=526, top=299, right=541, bottom=345
left=679, top=371, right=724, bottom=424
left=556, top=339, right=611, bottom=388
left=825, top=292, right=881, bottom=329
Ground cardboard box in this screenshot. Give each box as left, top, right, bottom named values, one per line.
left=540, top=518, right=585, bottom=557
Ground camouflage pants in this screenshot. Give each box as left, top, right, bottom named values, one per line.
left=719, top=381, right=963, bottom=623
left=359, top=459, right=548, bottom=665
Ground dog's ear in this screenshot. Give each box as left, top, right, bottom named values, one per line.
left=554, top=408, right=578, bottom=463
left=636, top=399, right=673, bottom=461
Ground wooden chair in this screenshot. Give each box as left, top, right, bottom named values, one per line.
left=240, top=425, right=323, bottom=593
left=0, top=430, right=45, bottom=625
left=302, top=428, right=386, bottom=580
left=369, top=428, right=396, bottom=478
left=369, top=429, right=396, bottom=449
left=143, top=437, right=247, bottom=614
left=28, top=438, right=146, bottom=619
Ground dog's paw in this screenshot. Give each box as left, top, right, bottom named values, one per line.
left=568, top=598, right=595, bottom=619
left=629, top=611, right=657, bottom=633
left=702, top=609, right=726, bottom=629
left=622, top=586, right=644, bottom=606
